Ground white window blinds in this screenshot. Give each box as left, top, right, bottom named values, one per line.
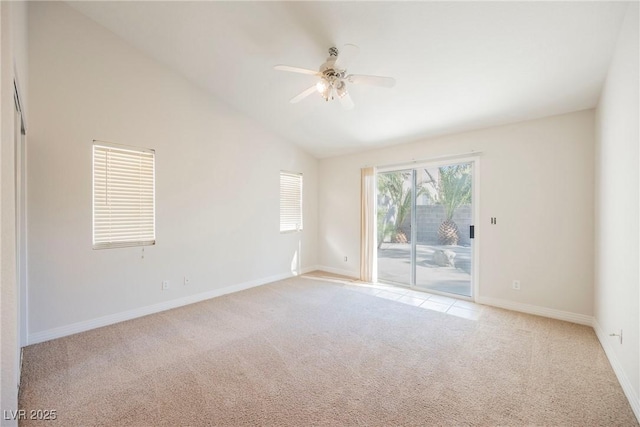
left=93, top=141, right=156, bottom=249
left=280, top=171, right=303, bottom=232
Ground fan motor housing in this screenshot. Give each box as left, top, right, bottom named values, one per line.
left=319, top=47, right=346, bottom=75
left=321, top=68, right=344, bottom=79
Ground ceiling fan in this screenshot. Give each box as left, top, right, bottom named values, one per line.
left=274, top=44, right=396, bottom=110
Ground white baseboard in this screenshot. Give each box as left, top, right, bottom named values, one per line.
left=475, top=296, right=593, bottom=326
left=593, top=319, right=640, bottom=422
left=300, top=265, right=321, bottom=274
left=314, top=265, right=360, bottom=279
left=28, top=268, right=313, bottom=345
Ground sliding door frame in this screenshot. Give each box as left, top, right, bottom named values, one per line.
left=410, top=169, right=417, bottom=286
left=377, top=154, right=481, bottom=300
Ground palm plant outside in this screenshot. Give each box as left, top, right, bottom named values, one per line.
left=429, top=164, right=472, bottom=245
left=377, top=171, right=428, bottom=247
left=377, top=164, right=471, bottom=248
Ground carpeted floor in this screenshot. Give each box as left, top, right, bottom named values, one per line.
left=19, top=276, right=638, bottom=426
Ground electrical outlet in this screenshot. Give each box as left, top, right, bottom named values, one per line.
left=184, top=276, right=190, bottom=286
left=344, top=256, right=348, bottom=262
left=162, top=280, right=169, bottom=290
left=512, top=280, right=521, bottom=290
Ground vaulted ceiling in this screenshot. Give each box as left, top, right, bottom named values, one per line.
left=68, top=2, right=629, bottom=158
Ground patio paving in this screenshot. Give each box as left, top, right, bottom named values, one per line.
left=377, top=243, right=472, bottom=297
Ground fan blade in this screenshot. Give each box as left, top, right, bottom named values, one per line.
left=334, top=44, right=359, bottom=70
left=290, top=85, right=318, bottom=104
left=274, top=65, right=320, bottom=76
left=338, top=92, right=354, bottom=110
left=347, top=74, right=396, bottom=88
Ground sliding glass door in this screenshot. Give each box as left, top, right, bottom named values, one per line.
left=376, top=170, right=413, bottom=285
left=377, top=161, right=474, bottom=298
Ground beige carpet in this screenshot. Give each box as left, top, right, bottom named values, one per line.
left=19, top=277, right=638, bottom=426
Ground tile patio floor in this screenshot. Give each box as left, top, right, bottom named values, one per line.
left=342, top=281, right=483, bottom=321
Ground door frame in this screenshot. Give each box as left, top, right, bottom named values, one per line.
left=376, top=154, right=480, bottom=300
left=14, top=80, right=28, bottom=348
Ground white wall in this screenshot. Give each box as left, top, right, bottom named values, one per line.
left=1, top=1, right=28, bottom=425
left=594, top=2, right=639, bottom=419
left=26, top=2, right=317, bottom=341
left=319, top=110, right=595, bottom=319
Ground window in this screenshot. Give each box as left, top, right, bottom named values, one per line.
left=93, top=141, right=155, bottom=249
left=280, top=171, right=303, bottom=232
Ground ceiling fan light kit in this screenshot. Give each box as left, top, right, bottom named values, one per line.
left=274, top=44, right=395, bottom=110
